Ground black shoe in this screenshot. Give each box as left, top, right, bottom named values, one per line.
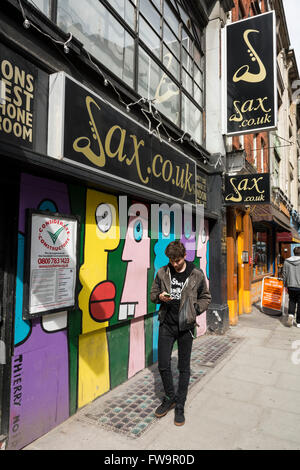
left=155, top=396, right=176, bottom=418
left=174, top=405, right=185, bottom=426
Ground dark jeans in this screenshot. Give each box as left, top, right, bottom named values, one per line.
left=158, top=323, right=193, bottom=407
left=288, top=288, right=300, bottom=323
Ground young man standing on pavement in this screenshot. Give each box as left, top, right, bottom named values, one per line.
left=150, top=241, right=211, bottom=426
left=283, top=246, right=300, bottom=328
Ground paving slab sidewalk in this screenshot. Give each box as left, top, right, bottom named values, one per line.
left=24, top=306, right=300, bottom=451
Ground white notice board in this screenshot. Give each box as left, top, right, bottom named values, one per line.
left=23, top=210, right=80, bottom=319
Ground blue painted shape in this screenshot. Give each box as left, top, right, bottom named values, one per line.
left=206, top=239, right=210, bottom=281
left=14, top=199, right=58, bottom=345
left=152, top=213, right=175, bottom=362
left=14, top=233, right=30, bottom=345
left=38, top=200, right=57, bottom=212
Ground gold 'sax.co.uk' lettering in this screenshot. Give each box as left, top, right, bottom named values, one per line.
left=225, top=176, right=266, bottom=203
left=72, top=96, right=194, bottom=194
left=229, top=96, right=272, bottom=129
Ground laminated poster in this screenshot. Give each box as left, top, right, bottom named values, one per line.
left=24, top=211, right=78, bottom=318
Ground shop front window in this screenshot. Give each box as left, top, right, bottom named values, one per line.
left=252, top=230, right=269, bottom=278
left=30, top=0, right=205, bottom=145
left=57, top=0, right=135, bottom=88
left=28, top=0, right=50, bottom=17
left=54, top=0, right=204, bottom=145
left=138, top=46, right=180, bottom=126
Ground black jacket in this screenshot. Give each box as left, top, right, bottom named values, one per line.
left=150, top=262, right=212, bottom=331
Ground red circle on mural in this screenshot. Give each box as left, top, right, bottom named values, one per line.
left=89, top=281, right=116, bottom=321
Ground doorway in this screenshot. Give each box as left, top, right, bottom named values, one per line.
left=0, top=168, right=19, bottom=438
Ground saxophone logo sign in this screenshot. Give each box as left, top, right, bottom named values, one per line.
left=225, top=11, right=277, bottom=135
left=224, top=173, right=270, bottom=205
left=60, top=76, right=196, bottom=204
left=232, top=29, right=266, bottom=84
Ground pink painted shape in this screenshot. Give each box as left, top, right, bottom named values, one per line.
left=196, top=219, right=209, bottom=337
left=121, top=204, right=150, bottom=378
left=128, top=317, right=145, bottom=378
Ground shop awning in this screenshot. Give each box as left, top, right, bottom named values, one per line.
left=252, top=204, right=291, bottom=231
left=277, top=230, right=300, bottom=244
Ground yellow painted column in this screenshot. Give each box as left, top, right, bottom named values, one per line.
left=237, top=229, right=244, bottom=315
left=78, top=328, right=110, bottom=407
left=227, top=208, right=238, bottom=325
left=243, top=209, right=252, bottom=313
left=78, top=190, right=120, bottom=408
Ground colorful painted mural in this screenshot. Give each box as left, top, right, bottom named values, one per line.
left=8, top=173, right=210, bottom=450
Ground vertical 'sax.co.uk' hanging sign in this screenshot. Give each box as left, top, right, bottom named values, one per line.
left=224, top=11, right=277, bottom=136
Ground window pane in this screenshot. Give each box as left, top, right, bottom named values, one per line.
left=182, top=47, right=192, bottom=75
left=28, top=0, right=50, bottom=17
left=163, top=22, right=179, bottom=56
left=163, top=2, right=179, bottom=37
left=194, top=45, right=202, bottom=69
left=151, top=0, right=161, bottom=10
left=138, top=47, right=162, bottom=98
left=109, top=0, right=136, bottom=30
left=163, top=47, right=180, bottom=81
left=182, top=95, right=202, bottom=144
left=182, top=69, right=193, bottom=96
left=182, top=29, right=189, bottom=50
left=194, top=84, right=203, bottom=108
left=138, top=47, right=180, bottom=126
left=57, top=0, right=134, bottom=88
left=194, top=65, right=203, bottom=89
left=177, top=4, right=190, bottom=28
left=182, top=30, right=194, bottom=55
left=139, top=0, right=161, bottom=29
left=253, top=231, right=268, bottom=278
left=139, top=17, right=160, bottom=57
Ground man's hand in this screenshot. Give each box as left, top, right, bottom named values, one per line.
left=159, top=292, right=172, bottom=302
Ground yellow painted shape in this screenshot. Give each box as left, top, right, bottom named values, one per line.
left=237, top=231, right=244, bottom=315
left=244, top=290, right=252, bottom=314
left=79, top=189, right=120, bottom=335
left=78, top=329, right=110, bottom=408
left=236, top=213, right=243, bottom=232
left=228, top=299, right=238, bottom=325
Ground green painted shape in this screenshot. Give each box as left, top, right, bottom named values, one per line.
left=147, top=237, right=156, bottom=313
left=144, top=314, right=153, bottom=367
left=145, top=237, right=156, bottom=366
left=106, top=235, right=130, bottom=388
left=108, top=322, right=129, bottom=389
left=107, top=237, right=126, bottom=327
left=67, top=183, right=86, bottom=416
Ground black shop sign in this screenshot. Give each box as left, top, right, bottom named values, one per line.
left=0, top=42, right=48, bottom=153
left=224, top=173, right=270, bottom=205
left=49, top=73, right=196, bottom=204
left=225, top=11, right=277, bottom=136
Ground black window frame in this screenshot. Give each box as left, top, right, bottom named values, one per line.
left=26, top=0, right=205, bottom=144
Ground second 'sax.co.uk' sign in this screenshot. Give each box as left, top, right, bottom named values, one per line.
left=0, top=42, right=48, bottom=152
left=224, top=173, right=270, bottom=205
left=224, top=11, right=277, bottom=136
left=48, top=73, right=196, bottom=204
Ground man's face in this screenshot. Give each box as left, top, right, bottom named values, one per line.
left=169, top=256, right=186, bottom=272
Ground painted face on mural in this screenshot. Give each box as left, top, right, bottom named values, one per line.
left=119, top=203, right=150, bottom=321
left=88, top=202, right=117, bottom=322
left=78, top=190, right=120, bottom=334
